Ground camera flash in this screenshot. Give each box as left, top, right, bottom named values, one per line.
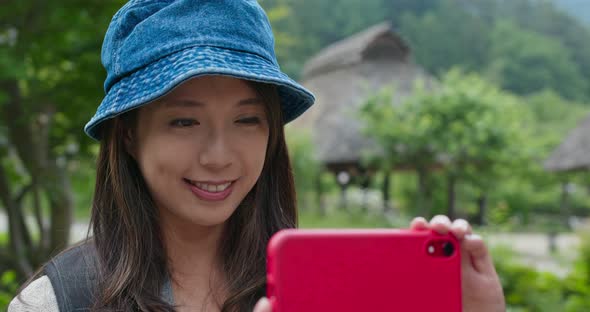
left=428, top=245, right=435, bottom=254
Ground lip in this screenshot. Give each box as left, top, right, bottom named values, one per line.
left=184, top=178, right=235, bottom=201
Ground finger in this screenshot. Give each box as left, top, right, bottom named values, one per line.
left=462, top=234, right=496, bottom=275
left=253, top=297, right=272, bottom=312
left=430, top=215, right=452, bottom=234
left=410, top=217, right=429, bottom=231
left=450, top=219, right=471, bottom=241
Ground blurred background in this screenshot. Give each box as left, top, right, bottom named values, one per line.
left=1, top=0, right=590, bottom=310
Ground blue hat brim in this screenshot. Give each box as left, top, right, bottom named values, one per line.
left=84, top=45, right=315, bottom=140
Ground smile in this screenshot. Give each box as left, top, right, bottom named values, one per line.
left=183, top=178, right=236, bottom=201
left=186, top=180, right=232, bottom=193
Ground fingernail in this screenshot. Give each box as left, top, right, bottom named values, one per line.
left=432, top=215, right=450, bottom=224
left=466, top=234, right=482, bottom=240
left=254, top=297, right=270, bottom=310
left=455, top=219, right=469, bottom=231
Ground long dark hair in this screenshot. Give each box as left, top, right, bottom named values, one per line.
left=90, top=81, right=297, bottom=311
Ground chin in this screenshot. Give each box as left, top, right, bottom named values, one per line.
left=184, top=205, right=238, bottom=227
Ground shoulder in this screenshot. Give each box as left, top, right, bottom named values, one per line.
left=9, top=242, right=98, bottom=312
left=44, top=241, right=98, bottom=311
left=8, top=275, right=60, bottom=312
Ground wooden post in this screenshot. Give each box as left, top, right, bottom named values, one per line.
left=360, top=173, right=371, bottom=213
left=416, top=167, right=430, bottom=217
left=447, top=172, right=456, bottom=220
left=382, top=172, right=392, bottom=214
left=337, top=171, right=351, bottom=211
left=315, top=172, right=326, bottom=216
left=560, top=180, right=571, bottom=229
left=475, top=194, right=487, bottom=226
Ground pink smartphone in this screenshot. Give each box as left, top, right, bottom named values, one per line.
left=266, top=229, right=462, bottom=312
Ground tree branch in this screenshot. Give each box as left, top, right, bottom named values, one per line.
left=15, top=183, right=32, bottom=204
left=15, top=197, right=32, bottom=248
left=0, top=79, right=40, bottom=178
left=0, top=159, right=33, bottom=276
left=32, top=185, right=49, bottom=255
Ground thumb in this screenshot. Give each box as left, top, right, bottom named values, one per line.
left=462, top=234, right=496, bottom=275
left=253, top=297, right=272, bottom=312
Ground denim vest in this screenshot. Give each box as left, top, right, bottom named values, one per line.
left=44, top=243, right=174, bottom=311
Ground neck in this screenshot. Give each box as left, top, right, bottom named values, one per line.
left=159, top=209, right=228, bottom=308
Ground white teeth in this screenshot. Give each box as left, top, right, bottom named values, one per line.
left=191, top=181, right=232, bottom=193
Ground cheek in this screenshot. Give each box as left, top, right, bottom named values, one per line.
left=136, top=136, right=194, bottom=184
left=242, top=131, right=269, bottom=176
left=232, top=130, right=268, bottom=178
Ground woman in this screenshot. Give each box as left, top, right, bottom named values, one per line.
left=10, top=1, right=505, bottom=311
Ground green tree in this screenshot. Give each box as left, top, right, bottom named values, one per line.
left=398, top=0, right=492, bottom=75
left=497, top=0, right=590, bottom=99
left=258, top=0, right=299, bottom=76
left=0, top=0, right=124, bottom=277
left=360, top=70, right=529, bottom=219
left=487, top=21, right=586, bottom=100
left=260, top=0, right=387, bottom=78
left=359, top=84, right=438, bottom=217
left=377, top=0, right=440, bottom=27
left=396, top=0, right=590, bottom=101
left=285, top=127, right=321, bottom=214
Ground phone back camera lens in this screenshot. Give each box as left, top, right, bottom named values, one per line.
left=442, top=242, right=455, bottom=257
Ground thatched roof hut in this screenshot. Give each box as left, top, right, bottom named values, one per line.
left=545, top=113, right=590, bottom=172
left=292, top=22, right=434, bottom=173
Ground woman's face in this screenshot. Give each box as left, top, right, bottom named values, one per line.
left=131, top=76, right=269, bottom=228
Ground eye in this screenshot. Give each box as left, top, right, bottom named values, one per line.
left=236, top=117, right=261, bottom=125
left=170, top=118, right=199, bottom=127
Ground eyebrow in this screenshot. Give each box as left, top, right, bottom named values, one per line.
left=163, top=98, right=264, bottom=108
left=237, top=98, right=264, bottom=106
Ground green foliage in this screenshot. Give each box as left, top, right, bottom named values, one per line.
left=1, top=0, right=589, bottom=306
left=488, top=91, right=590, bottom=225
left=70, top=160, right=97, bottom=220
left=1, top=1, right=123, bottom=156
left=299, top=209, right=394, bottom=229
left=560, top=229, right=590, bottom=310
left=0, top=0, right=127, bottom=278
left=399, top=0, right=491, bottom=74
left=260, top=0, right=590, bottom=102
left=260, top=0, right=388, bottom=78
left=495, top=253, right=565, bottom=311
left=285, top=127, right=322, bottom=210
left=501, top=0, right=590, bottom=97
left=359, top=70, right=533, bottom=218
left=0, top=270, right=19, bottom=310
left=395, top=0, right=590, bottom=102
left=488, top=21, right=586, bottom=100
left=357, top=68, right=590, bottom=221
left=491, top=230, right=590, bottom=311
left=361, top=69, right=528, bottom=182
left=260, top=0, right=299, bottom=76
left=526, top=90, right=589, bottom=153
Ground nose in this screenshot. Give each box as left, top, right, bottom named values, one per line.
left=198, top=128, right=234, bottom=170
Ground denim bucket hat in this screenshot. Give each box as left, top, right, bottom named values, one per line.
left=84, top=0, right=315, bottom=140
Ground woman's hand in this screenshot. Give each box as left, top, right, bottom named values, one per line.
left=411, top=215, right=506, bottom=312
left=256, top=216, right=505, bottom=312
left=253, top=297, right=272, bottom=312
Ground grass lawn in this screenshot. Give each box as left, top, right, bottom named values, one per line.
left=298, top=209, right=409, bottom=229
